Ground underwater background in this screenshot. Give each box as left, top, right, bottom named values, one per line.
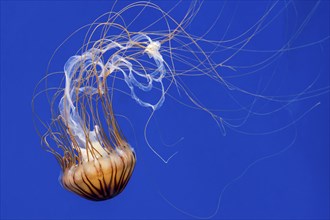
left=1, top=1, right=329, bottom=219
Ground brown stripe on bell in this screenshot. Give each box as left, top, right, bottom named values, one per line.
left=60, top=141, right=136, bottom=201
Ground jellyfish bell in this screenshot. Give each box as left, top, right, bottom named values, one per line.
left=60, top=141, right=136, bottom=201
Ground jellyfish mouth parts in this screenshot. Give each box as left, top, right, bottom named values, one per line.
left=61, top=143, right=136, bottom=201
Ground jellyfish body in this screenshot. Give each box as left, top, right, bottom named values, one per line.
left=61, top=142, right=136, bottom=201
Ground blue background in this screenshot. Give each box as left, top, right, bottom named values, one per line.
left=1, top=1, right=329, bottom=219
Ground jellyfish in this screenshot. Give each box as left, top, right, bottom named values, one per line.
left=32, top=1, right=175, bottom=199
left=55, top=33, right=167, bottom=200
left=32, top=0, right=329, bottom=214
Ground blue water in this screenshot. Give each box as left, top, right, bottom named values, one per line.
left=1, top=1, right=329, bottom=219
